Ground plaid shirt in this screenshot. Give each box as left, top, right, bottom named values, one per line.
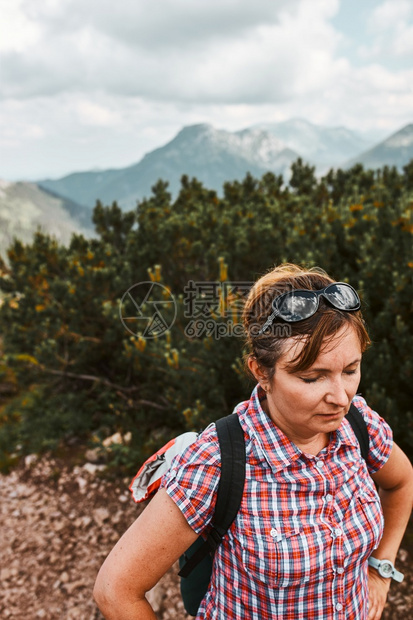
left=162, top=386, right=392, bottom=619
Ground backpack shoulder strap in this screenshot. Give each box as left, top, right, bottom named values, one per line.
left=213, top=413, right=246, bottom=531
left=345, top=403, right=369, bottom=461
left=178, top=413, right=246, bottom=578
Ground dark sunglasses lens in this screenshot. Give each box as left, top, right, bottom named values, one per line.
left=277, top=291, right=318, bottom=321
left=324, top=284, right=360, bottom=309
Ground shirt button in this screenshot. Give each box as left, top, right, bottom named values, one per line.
left=336, top=603, right=343, bottom=611
left=325, top=494, right=334, bottom=502
left=337, top=567, right=344, bottom=575
left=335, top=527, right=343, bottom=536
left=270, top=528, right=278, bottom=538
left=316, top=460, right=324, bottom=468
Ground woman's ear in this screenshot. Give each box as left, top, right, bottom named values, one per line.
left=248, top=356, right=269, bottom=391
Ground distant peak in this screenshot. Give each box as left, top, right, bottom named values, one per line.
left=385, top=123, right=413, bottom=147
left=176, top=123, right=214, bottom=136
left=394, top=123, right=413, bottom=134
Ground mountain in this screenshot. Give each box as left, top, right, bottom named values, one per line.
left=254, top=118, right=375, bottom=170
left=0, top=180, right=93, bottom=259
left=37, top=120, right=411, bottom=210
left=39, top=124, right=301, bottom=209
left=345, top=124, right=413, bottom=170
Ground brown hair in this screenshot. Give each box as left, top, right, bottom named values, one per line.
left=243, top=263, right=370, bottom=380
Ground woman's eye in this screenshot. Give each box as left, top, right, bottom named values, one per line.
left=300, top=377, right=318, bottom=384
left=344, top=370, right=357, bottom=376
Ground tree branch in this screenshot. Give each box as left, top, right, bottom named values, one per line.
left=23, top=362, right=170, bottom=411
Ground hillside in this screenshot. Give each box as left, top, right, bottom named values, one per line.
left=0, top=180, right=93, bottom=259
left=38, top=169, right=122, bottom=213
left=345, top=124, right=413, bottom=170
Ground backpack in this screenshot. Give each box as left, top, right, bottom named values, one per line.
left=130, top=403, right=369, bottom=617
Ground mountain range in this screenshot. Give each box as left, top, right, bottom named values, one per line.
left=39, top=124, right=301, bottom=210
left=38, top=119, right=412, bottom=210
left=1, top=119, right=412, bottom=260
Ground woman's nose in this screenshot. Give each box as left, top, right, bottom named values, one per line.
left=325, top=378, right=349, bottom=407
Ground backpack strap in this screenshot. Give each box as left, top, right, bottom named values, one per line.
left=212, top=414, right=247, bottom=530
left=178, top=414, right=246, bottom=578
left=345, top=403, right=369, bottom=461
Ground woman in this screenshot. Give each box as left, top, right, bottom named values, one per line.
left=94, top=264, right=413, bottom=619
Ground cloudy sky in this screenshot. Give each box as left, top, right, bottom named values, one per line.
left=1, top=0, right=413, bottom=180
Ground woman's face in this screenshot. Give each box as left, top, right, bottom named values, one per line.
left=254, top=325, right=362, bottom=443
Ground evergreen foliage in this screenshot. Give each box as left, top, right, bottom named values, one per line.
left=0, top=160, right=412, bottom=470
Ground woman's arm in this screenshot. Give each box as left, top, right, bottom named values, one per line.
left=367, top=442, right=413, bottom=620
left=93, top=488, right=199, bottom=619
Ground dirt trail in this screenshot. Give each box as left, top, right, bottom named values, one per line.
left=0, top=456, right=189, bottom=620
left=0, top=456, right=411, bottom=619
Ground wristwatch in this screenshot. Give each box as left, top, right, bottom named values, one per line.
left=368, top=556, right=404, bottom=583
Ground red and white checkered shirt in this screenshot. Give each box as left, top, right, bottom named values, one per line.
left=162, top=386, right=393, bottom=619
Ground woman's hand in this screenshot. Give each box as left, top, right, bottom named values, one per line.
left=367, top=567, right=390, bottom=620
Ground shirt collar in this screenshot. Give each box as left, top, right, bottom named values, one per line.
left=335, top=406, right=363, bottom=451
left=235, top=384, right=302, bottom=473
left=234, top=385, right=360, bottom=472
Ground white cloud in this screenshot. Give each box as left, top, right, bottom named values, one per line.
left=0, top=94, right=198, bottom=178
left=1, top=0, right=412, bottom=180
left=370, top=0, right=411, bottom=32
left=1, top=0, right=337, bottom=103
left=297, top=63, right=413, bottom=132
left=360, top=0, right=413, bottom=59
left=75, top=100, right=122, bottom=127
left=0, top=0, right=41, bottom=53
left=22, top=0, right=302, bottom=51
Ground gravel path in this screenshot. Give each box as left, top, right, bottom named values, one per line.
left=0, top=456, right=411, bottom=619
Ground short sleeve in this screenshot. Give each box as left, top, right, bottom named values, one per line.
left=352, top=395, right=393, bottom=474
left=160, top=423, right=221, bottom=534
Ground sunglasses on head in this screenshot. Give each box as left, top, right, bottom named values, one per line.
left=258, top=282, right=361, bottom=335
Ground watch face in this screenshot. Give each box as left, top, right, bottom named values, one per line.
left=380, top=561, right=393, bottom=577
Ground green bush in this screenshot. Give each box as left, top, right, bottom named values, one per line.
left=0, top=161, right=412, bottom=471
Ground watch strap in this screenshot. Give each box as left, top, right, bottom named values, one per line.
left=368, top=556, right=404, bottom=583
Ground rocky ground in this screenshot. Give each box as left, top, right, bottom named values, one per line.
left=1, top=455, right=412, bottom=619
